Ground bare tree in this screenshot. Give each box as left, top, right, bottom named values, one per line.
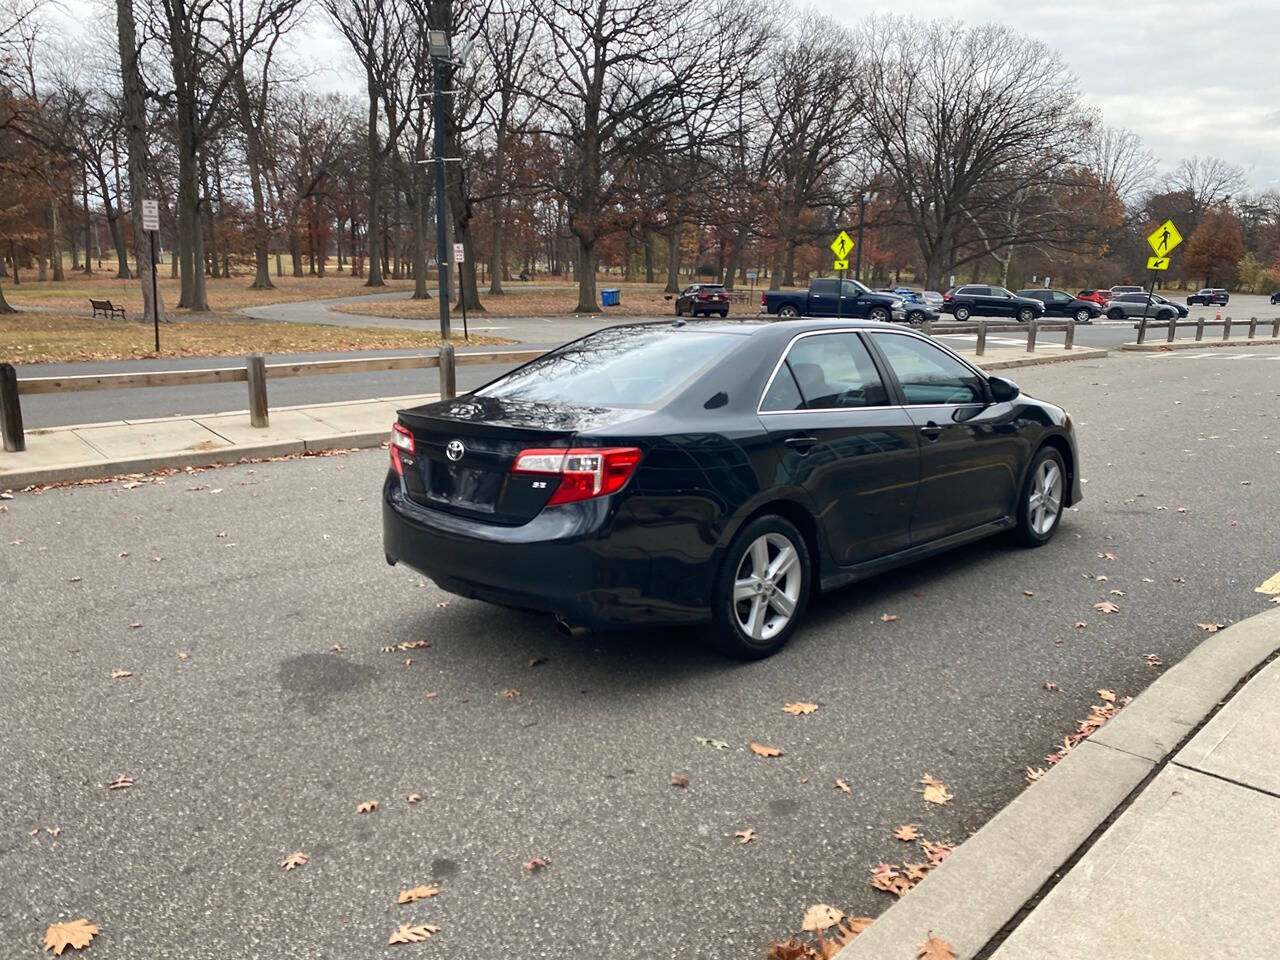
left=1168, top=155, right=1247, bottom=224
left=1086, top=125, right=1156, bottom=204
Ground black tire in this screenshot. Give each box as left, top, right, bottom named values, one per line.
left=1013, top=446, right=1066, bottom=547
left=1073, top=308, right=1092, bottom=323
left=1156, top=309, right=1174, bottom=321
left=953, top=304, right=971, bottom=321
left=907, top=310, right=926, bottom=325
left=1017, top=307, right=1036, bottom=323
left=675, top=305, right=683, bottom=317
left=1108, top=308, right=1125, bottom=320
left=777, top=305, right=800, bottom=318
left=709, top=514, right=811, bottom=660
left=718, top=311, right=728, bottom=318
left=868, top=306, right=891, bottom=323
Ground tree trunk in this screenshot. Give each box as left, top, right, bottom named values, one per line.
left=664, top=223, right=681, bottom=294
left=289, top=228, right=303, bottom=277
left=81, top=164, right=93, bottom=274
left=116, top=0, right=164, bottom=325
left=722, top=229, right=743, bottom=292
left=233, top=72, right=273, bottom=289
left=0, top=267, right=14, bottom=313
left=575, top=234, right=597, bottom=312
left=275, top=249, right=282, bottom=277
left=363, top=66, right=384, bottom=288
left=644, top=234, right=654, bottom=283
left=411, top=134, right=428, bottom=299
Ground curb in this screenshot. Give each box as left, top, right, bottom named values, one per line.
left=975, top=348, right=1107, bottom=370
left=0, top=431, right=388, bottom=489
left=1121, top=338, right=1280, bottom=352
left=834, top=606, right=1280, bottom=960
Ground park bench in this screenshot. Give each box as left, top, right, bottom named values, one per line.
left=89, top=298, right=127, bottom=320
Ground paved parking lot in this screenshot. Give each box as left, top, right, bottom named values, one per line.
left=3, top=350, right=1278, bottom=958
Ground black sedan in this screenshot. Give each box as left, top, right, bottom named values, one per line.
left=1016, top=289, right=1101, bottom=323
left=1271, top=291, right=1280, bottom=305
left=384, top=320, right=1082, bottom=658
left=941, top=285, right=1046, bottom=322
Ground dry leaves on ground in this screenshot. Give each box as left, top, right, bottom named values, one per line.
left=44, top=919, right=99, bottom=955
left=869, top=862, right=914, bottom=898
left=522, top=857, right=549, bottom=872
left=834, top=779, right=852, bottom=794
left=879, top=613, right=901, bottom=622
left=893, top=824, right=920, bottom=841
left=1093, top=601, right=1120, bottom=614
left=734, top=828, right=758, bottom=845
left=1042, top=681, right=1060, bottom=691
left=1096, top=552, right=1117, bottom=560
left=1042, top=692, right=1130, bottom=766
left=917, top=935, right=958, bottom=960
left=356, top=800, right=378, bottom=814
left=105, top=776, right=134, bottom=791
left=397, top=885, right=441, bottom=904
left=1144, top=653, right=1163, bottom=667
left=802, top=904, right=845, bottom=933
left=109, top=670, right=132, bottom=680
left=669, top=773, right=689, bottom=788
left=918, top=775, right=953, bottom=805
left=387, top=923, right=440, bottom=945
left=1196, top=622, right=1223, bottom=633
left=280, top=852, right=308, bottom=871
left=750, top=742, right=783, bottom=758
left=528, top=657, right=547, bottom=667
left=1097, top=689, right=1116, bottom=702
left=1026, top=766, right=1046, bottom=783
left=782, top=702, right=819, bottom=716
left=694, top=736, right=729, bottom=749
left=770, top=912, right=872, bottom=959
left=502, top=689, right=521, bottom=698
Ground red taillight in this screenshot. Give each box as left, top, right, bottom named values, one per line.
left=511, top=447, right=642, bottom=505
left=390, top=422, right=414, bottom=476
left=943, top=293, right=953, bottom=301
left=760, top=293, right=767, bottom=306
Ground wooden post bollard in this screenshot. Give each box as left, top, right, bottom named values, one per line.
left=439, top=341, right=456, bottom=400
left=1025, top=321, right=1037, bottom=353
left=1272, top=318, right=1279, bottom=338
left=246, top=353, right=268, bottom=428
left=1166, top=318, right=1177, bottom=342
left=1248, top=317, right=1258, bottom=340
left=976, top=322, right=987, bottom=356
left=1064, top=320, right=1075, bottom=350
left=1222, top=317, right=1232, bottom=340
left=1137, top=317, right=1148, bottom=344
left=1195, top=318, right=1205, bottom=341
left=920, top=321, right=933, bottom=338
left=0, top=362, right=25, bottom=453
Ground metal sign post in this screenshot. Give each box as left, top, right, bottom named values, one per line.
left=453, top=242, right=468, bottom=340
left=1139, top=221, right=1181, bottom=342
left=831, top=230, right=855, bottom=323
left=141, top=199, right=161, bottom=352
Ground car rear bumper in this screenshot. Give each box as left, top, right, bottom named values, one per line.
left=382, top=476, right=711, bottom=629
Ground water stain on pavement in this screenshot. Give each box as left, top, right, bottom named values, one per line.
left=768, top=797, right=801, bottom=817
left=431, top=858, right=459, bottom=878
left=277, top=653, right=374, bottom=714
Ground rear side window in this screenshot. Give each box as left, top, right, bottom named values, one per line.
left=760, top=364, right=804, bottom=411
left=782, top=333, right=888, bottom=409
left=477, top=328, right=742, bottom=408
left=811, top=279, right=838, bottom=296
left=870, top=334, right=985, bottom=405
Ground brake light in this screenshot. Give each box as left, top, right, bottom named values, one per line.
left=761, top=293, right=767, bottom=306
left=697, top=291, right=710, bottom=300
left=390, top=422, right=414, bottom=476
left=511, top=447, right=643, bottom=505
left=943, top=293, right=953, bottom=301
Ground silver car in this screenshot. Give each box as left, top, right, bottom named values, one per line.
left=1104, top=293, right=1187, bottom=321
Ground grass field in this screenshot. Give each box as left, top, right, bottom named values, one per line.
left=1, top=311, right=509, bottom=364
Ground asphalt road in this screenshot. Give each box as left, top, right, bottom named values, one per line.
left=3, top=349, right=1278, bottom=958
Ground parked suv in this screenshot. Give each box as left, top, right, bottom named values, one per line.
left=1076, top=290, right=1111, bottom=307
left=1109, top=285, right=1144, bottom=295
left=1017, top=289, right=1101, bottom=323
left=1187, top=288, right=1229, bottom=306
left=941, top=285, right=1046, bottom=322
left=674, top=283, right=730, bottom=317
left=1105, top=293, right=1188, bottom=321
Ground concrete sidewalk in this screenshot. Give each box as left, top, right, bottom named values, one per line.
left=0, top=393, right=434, bottom=488
left=835, top=607, right=1280, bottom=960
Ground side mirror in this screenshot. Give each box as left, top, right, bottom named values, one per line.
left=988, top=376, right=1020, bottom=402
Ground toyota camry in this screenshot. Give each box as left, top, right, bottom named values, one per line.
left=383, top=320, right=1081, bottom=659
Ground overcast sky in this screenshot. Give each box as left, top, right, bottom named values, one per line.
left=813, top=0, right=1280, bottom=190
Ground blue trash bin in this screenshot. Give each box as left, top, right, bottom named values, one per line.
left=601, top=288, right=620, bottom=307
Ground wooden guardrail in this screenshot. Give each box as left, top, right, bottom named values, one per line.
left=919, top=319, right=1078, bottom=356
left=0, top=347, right=544, bottom=453
left=1134, top=316, right=1280, bottom=344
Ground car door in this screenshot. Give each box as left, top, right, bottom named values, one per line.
left=758, top=331, right=920, bottom=565
left=865, top=331, right=1021, bottom=544
left=807, top=279, right=839, bottom=317
left=991, top=287, right=1020, bottom=317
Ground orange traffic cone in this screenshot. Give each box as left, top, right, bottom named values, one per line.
left=1215, top=310, right=1222, bottom=322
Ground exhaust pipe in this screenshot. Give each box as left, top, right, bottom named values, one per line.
left=555, top=615, right=590, bottom=638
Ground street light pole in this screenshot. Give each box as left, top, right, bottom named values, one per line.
left=429, top=30, right=451, bottom=341
left=854, top=190, right=877, bottom=282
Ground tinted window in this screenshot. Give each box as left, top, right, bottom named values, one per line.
left=811, top=279, right=838, bottom=296
left=1118, top=294, right=1144, bottom=303
left=870, top=334, right=984, bottom=405
left=477, top=328, right=741, bottom=408
left=783, top=333, right=888, bottom=409
left=958, top=286, right=989, bottom=296
left=1020, top=291, right=1048, bottom=302
left=992, top=287, right=1015, bottom=298
left=760, top=363, right=804, bottom=412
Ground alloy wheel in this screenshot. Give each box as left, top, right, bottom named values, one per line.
left=732, top=533, right=802, bottom=642
left=1027, top=459, right=1062, bottom=536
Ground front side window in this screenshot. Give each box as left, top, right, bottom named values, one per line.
left=779, top=333, right=888, bottom=409
left=870, top=334, right=985, bottom=405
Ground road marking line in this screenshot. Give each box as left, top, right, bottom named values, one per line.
left=1256, top=571, right=1280, bottom=595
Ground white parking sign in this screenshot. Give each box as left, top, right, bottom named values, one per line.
left=453, top=243, right=464, bottom=263
left=141, top=199, right=160, bottom=232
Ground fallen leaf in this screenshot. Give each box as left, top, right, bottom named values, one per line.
left=1053, top=636, right=1064, bottom=645
left=528, top=657, right=547, bottom=667
left=879, top=613, right=901, bottom=622
left=1094, top=601, right=1120, bottom=614
left=397, top=885, right=441, bottom=904
left=176, top=651, right=189, bottom=661
left=802, top=904, right=844, bottom=933
left=28, top=827, right=39, bottom=836
left=44, top=919, right=99, bottom=955
left=502, top=689, right=521, bottom=698
left=1143, top=653, right=1163, bottom=667
left=1097, top=689, right=1116, bottom=702
left=1073, top=621, right=1087, bottom=629
left=106, top=776, right=134, bottom=790
left=1196, top=622, right=1223, bottom=633
left=919, top=775, right=953, bottom=805
left=523, top=857, right=549, bottom=872
left=917, top=935, right=958, bottom=960
left=407, top=793, right=422, bottom=804
left=869, top=862, right=912, bottom=897
left=128, top=622, right=141, bottom=629
left=1096, top=552, right=1117, bottom=560
left=1094, top=574, right=1108, bottom=582
left=280, top=851, right=308, bottom=871
left=387, top=923, right=440, bottom=945
left=893, top=824, right=920, bottom=841
left=750, top=742, right=783, bottom=758
left=834, top=779, right=852, bottom=794
left=782, top=702, right=819, bottom=716
left=117, top=551, right=129, bottom=558
left=110, top=670, right=133, bottom=680
left=694, top=737, right=729, bottom=749
left=1141, top=577, right=1154, bottom=583
left=734, top=828, right=758, bottom=844
left=1026, top=766, right=1046, bottom=783
left=46, top=827, right=61, bottom=836
left=919, top=839, right=955, bottom=864
left=1109, top=589, right=1125, bottom=597
left=356, top=800, right=378, bottom=814
left=68, top=576, right=82, bottom=583
left=1042, top=681, right=1060, bottom=691
left=330, top=644, right=344, bottom=653
left=1022, top=589, right=1034, bottom=597
left=669, top=773, right=689, bottom=788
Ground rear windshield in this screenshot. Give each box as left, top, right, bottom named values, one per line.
left=476, top=327, right=743, bottom=408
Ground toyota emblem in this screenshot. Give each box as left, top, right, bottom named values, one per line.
left=445, top=439, right=465, bottom=462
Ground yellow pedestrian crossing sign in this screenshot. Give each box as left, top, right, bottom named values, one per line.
left=1146, top=256, right=1170, bottom=271
left=833, top=259, right=849, bottom=272
left=1148, top=220, right=1182, bottom=256
left=831, top=230, right=855, bottom=260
